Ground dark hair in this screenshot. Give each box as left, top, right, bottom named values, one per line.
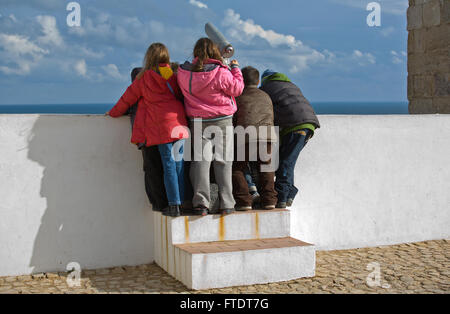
left=137, top=43, right=170, bottom=80
left=170, top=62, right=179, bottom=73
left=192, top=38, right=223, bottom=72
left=241, top=66, right=260, bottom=86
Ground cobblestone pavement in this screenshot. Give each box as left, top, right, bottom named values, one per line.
left=1, top=240, right=448, bottom=294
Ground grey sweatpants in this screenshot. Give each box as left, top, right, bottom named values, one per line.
left=189, top=117, right=235, bottom=210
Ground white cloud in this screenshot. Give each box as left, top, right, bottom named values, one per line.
left=0, top=33, right=47, bottom=57
left=288, top=51, right=327, bottom=73
left=79, top=47, right=105, bottom=59
left=352, top=50, right=376, bottom=65
left=189, top=0, right=208, bottom=9
left=390, top=50, right=406, bottom=64
left=66, top=12, right=198, bottom=60
left=74, top=59, right=87, bottom=77
left=0, top=33, right=48, bottom=75
left=221, top=9, right=383, bottom=74
left=36, top=15, right=63, bottom=47
left=0, top=14, right=109, bottom=79
left=102, top=64, right=126, bottom=81
left=223, top=9, right=302, bottom=48
left=381, top=26, right=395, bottom=37
left=222, top=9, right=329, bottom=73
left=72, top=60, right=128, bottom=82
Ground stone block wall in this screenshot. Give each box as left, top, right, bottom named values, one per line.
left=408, top=0, right=450, bottom=113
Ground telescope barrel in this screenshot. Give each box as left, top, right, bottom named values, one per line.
left=205, top=22, right=234, bottom=59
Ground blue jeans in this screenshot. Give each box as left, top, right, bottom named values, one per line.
left=244, top=163, right=258, bottom=194
left=158, top=140, right=185, bottom=206
left=275, top=129, right=311, bottom=203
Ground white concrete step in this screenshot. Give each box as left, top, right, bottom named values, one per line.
left=153, top=209, right=290, bottom=245
left=172, top=237, right=315, bottom=290
left=153, top=211, right=315, bottom=290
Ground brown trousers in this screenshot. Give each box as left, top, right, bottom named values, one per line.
left=232, top=142, right=277, bottom=207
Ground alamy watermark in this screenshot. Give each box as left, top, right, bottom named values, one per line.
left=66, top=2, right=81, bottom=27
left=66, top=262, right=82, bottom=287
left=366, top=262, right=391, bottom=289
left=366, top=2, right=381, bottom=27
left=169, top=123, right=280, bottom=173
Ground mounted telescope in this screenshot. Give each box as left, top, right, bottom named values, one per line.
left=205, top=22, right=234, bottom=60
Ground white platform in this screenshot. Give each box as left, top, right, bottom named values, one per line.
left=153, top=211, right=315, bottom=290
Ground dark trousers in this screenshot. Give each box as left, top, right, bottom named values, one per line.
left=142, top=145, right=193, bottom=210
left=142, top=146, right=168, bottom=210
left=275, top=129, right=311, bottom=203
left=232, top=142, right=277, bottom=207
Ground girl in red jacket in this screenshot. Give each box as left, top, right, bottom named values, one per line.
left=108, top=43, right=189, bottom=217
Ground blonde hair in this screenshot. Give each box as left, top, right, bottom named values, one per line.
left=192, top=38, right=223, bottom=72
left=136, top=43, right=170, bottom=80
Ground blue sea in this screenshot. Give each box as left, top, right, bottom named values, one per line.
left=0, top=102, right=409, bottom=115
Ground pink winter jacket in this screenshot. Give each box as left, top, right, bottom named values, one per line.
left=177, top=59, right=244, bottom=119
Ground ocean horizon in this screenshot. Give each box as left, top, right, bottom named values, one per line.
left=0, top=101, right=409, bottom=115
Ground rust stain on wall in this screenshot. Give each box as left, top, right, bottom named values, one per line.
left=184, top=216, right=190, bottom=243
left=255, top=212, right=260, bottom=239
left=160, top=215, right=163, bottom=266
left=219, top=216, right=225, bottom=241
left=165, top=216, right=169, bottom=272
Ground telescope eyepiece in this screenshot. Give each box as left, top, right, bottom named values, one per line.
left=223, top=45, right=234, bottom=59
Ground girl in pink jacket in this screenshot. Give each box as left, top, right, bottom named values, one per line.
left=178, top=38, right=244, bottom=216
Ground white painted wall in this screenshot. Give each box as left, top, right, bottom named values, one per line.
left=0, top=114, right=449, bottom=276
left=291, top=115, right=450, bottom=250
left=0, top=115, right=153, bottom=276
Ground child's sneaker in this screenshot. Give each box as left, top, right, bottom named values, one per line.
left=249, top=185, right=258, bottom=194
left=251, top=191, right=261, bottom=205
left=191, top=206, right=208, bottom=216
left=221, top=208, right=235, bottom=216
left=276, top=202, right=287, bottom=209
left=163, top=205, right=181, bottom=217
left=286, top=198, right=294, bottom=207
left=235, top=206, right=252, bottom=211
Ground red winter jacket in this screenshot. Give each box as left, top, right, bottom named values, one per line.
left=109, top=66, right=189, bottom=147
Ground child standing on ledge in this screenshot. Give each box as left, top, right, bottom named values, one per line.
left=107, top=43, right=189, bottom=217
left=232, top=66, right=278, bottom=211
left=260, top=70, right=320, bottom=209
left=126, top=67, right=168, bottom=212
left=177, top=38, right=244, bottom=216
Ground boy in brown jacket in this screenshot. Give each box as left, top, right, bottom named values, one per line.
left=232, top=66, right=278, bottom=210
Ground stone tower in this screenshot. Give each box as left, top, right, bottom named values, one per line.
left=407, top=0, right=450, bottom=113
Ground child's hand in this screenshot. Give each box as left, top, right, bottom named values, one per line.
left=230, top=60, right=239, bottom=67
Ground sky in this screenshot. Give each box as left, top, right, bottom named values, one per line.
left=0, top=0, right=409, bottom=104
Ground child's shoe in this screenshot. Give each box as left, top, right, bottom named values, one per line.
left=262, top=204, right=276, bottom=210
left=276, top=202, right=287, bottom=209
left=251, top=191, right=261, bottom=205
left=286, top=198, right=294, bottom=207
left=191, top=206, right=208, bottom=216
left=163, top=205, right=181, bottom=217
left=221, top=208, right=235, bottom=216
left=235, top=206, right=252, bottom=211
